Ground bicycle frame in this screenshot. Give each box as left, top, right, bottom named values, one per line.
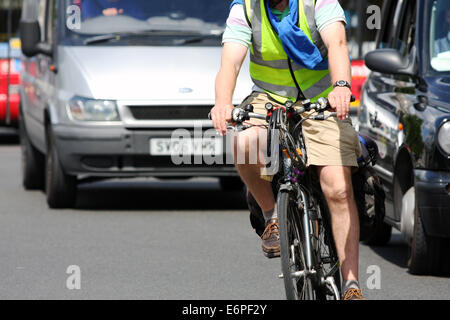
left=270, top=106, right=341, bottom=299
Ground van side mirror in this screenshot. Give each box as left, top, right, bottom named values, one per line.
left=365, top=48, right=415, bottom=77
left=20, top=20, right=53, bottom=58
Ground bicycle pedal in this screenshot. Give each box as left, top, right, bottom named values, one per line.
left=264, top=251, right=281, bottom=259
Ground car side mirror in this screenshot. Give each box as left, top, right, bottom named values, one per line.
left=20, top=20, right=53, bottom=58
left=365, top=48, right=416, bottom=77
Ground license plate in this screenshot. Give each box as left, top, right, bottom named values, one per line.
left=150, top=138, right=223, bottom=156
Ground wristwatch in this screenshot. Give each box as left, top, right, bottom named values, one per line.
left=333, top=80, right=351, bottom=89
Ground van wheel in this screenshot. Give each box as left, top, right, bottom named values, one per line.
left=408, top=204, right=442, bottom=275
left=219, top=177, right=244, bottom=191
left=19, top=112, right=45, bottom=190
left=45, top=127, right=77, bottom=209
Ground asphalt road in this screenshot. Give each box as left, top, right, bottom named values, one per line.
left=0, top=137, right=449, bottom=300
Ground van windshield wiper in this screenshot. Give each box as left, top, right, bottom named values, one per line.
left=173, top=32, right=223, bottom=46
left=83, top=29, right=192, bottom=45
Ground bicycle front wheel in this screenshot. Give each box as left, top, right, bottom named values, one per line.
left=278, top=191, right=315, bottom=300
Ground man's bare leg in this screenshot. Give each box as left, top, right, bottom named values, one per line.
left=233, top=126, right=280, bottom=257
left=233, top=127, right=275, bottom=212
left=317, top=165, right=360, bottom=282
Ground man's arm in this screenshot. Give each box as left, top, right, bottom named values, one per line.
left=320, top=21, right=352, bottom=120
left=211, top=42, right=248, bottom=135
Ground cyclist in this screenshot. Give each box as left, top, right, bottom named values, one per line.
left=210, top=0, right=365, bottom=300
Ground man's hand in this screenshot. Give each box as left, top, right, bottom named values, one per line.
left=210, top=104, right=235, bottom=136
left=328, top=86, right=352, bottom=120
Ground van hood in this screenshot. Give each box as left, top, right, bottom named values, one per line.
left=58, top=46, right=252, bottom=103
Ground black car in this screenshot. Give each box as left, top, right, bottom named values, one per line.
left=358, top=0, right=450, bottom=275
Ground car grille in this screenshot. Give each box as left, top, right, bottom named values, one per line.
left=127, top=105, right=212, bottom=120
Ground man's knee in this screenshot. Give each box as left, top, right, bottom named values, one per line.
left=318, top=166, right=354, bottom=203
left=320, top=174, right=354, bottom=203
left=324, top=184, right=354, bottom=203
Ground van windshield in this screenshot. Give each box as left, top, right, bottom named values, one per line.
left=430, top=0, right=450, bottom=72
left=63, top=0, right=231, bottom=45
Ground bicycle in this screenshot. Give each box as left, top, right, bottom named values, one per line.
left=227, top=97, right=349, bottom=300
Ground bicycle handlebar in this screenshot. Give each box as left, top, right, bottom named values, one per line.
left=208, top=95, right=355, bottom=125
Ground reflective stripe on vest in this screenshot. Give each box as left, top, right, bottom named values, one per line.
left=244, top=0, right=332, bottom=102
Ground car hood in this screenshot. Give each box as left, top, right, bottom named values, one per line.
left=58, top=46, right=252, bottom=103
left=427, top=76, right=450, bottom=112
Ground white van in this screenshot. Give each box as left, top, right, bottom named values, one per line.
left=19, top=0, right=252, bottom=208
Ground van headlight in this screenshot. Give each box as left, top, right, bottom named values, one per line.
left=437, top=120, right=450, bottom=155
left=67, top=97, right=120, bottom=122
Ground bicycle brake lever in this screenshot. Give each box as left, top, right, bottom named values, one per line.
left=310, top=112, right=337, bottom=121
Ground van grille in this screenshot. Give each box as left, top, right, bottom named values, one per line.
left=128, top=105, right=212, bottom=120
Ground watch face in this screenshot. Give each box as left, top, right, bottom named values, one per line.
left=335, top=80, right=350, bottom=88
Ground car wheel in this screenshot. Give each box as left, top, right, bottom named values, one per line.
left=408, top=203, right=443, bottom=275
left=19, top=112, right=45, bottom=190
left=219, top=177, right=244, bottom=191
left=45, top=127, right=77, bottom=209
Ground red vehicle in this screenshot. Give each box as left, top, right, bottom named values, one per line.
left=0, top=53, right=20, bottom=126
left=0, top=1, right=22, bottom=127
left=341, top=0, right=383, bottom=110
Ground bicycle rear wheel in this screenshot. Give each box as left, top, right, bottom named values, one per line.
left=278, top=191, right=315, bottom=300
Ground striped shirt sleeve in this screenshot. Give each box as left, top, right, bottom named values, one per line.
left=315, top=0, right=347, bottom=32
left=222, top=4, right=252, bottom=47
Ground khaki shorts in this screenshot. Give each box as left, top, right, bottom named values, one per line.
left=238, top=92, right=362, bottom=168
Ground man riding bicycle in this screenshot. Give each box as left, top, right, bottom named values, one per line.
left=210, top=0, right=365, bottom=300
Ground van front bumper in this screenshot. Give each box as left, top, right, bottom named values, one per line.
left=415, top=169, right=450, bottom=238
left=52, top=124, right=237, bottom=178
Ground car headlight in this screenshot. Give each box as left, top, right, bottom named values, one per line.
left=67, top=97, right=120, bottom=122
left=437, top=120, right=450, bottom=155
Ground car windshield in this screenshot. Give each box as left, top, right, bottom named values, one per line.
left=430, top=0, right=450, bottom=72
left=63, top=0, right=231, bottom=45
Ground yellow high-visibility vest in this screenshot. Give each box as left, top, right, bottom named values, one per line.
left=244, top=0, right=333, bottom=103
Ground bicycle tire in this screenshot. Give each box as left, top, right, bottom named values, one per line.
left=278, top=191, right=315, bottom=300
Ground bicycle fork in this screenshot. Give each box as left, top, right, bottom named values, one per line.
left=279, top=183, right=341, bottom=300
left=297, top=187, right=314, bottom=271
